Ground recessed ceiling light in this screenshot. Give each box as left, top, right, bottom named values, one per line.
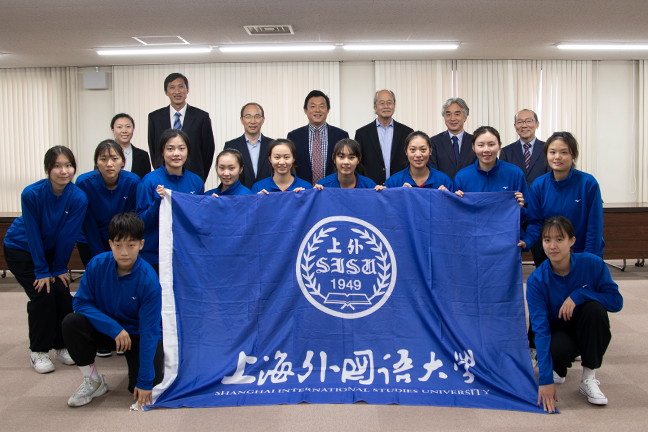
left=557, top=43, right=648, bottom=50
left=343, top=43, right=459, bottom=51
left=96, top=46, right=212, bottom=56
left=219, top=44, right=336, bottom=53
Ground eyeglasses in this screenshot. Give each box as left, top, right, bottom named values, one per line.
left=515, top=118, right=536, bottom=126
left=376, top=101, right=395, bottom=107
left=243, top=115, right=264, bottom=120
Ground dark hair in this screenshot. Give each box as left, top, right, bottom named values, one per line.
left=110, top=113, right=135, bottom=130
left=541, top=216, right=575, bottom=240
left=157, top=129, right=191, bottom=168
left=267, top=138, right=298, bottom=174
left=545, top=132, right=579, bottom=167
left=164, top=73, right=189, bottom=91
left=404, top=131, right=431, bottom=150
left=108, top=212, right=145, bottom=242
left=514, top=109, right=538, bottom=123
left=240, top=102, right=265, bottom=118
left=303, top=90, right=331, bottom=110
left=332, top=138, right=366, bottom=176
left=94, top=140, right=125, bottom=169
left=216, top=148, right=246, bottom=186
left=472, top=126, right=502, bottom=146
left=44, top=146, right=76, bottom=177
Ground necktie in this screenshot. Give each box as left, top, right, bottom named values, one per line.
left=312, top=128, right=324, bottom=185
left=523, top=142, right=531, bottom=170
left=173, top=112, right=182, bottom=130
left=452, top=136, right=460, bottom=164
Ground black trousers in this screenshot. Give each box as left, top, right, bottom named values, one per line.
left=62, top=313, right=164, bottom=393
left=76, top=241, right=110, bottom=268
left=549, top=301, right=611, bottom=377
left=4, top=245, right=72, bottom=352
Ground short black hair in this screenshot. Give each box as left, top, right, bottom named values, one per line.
left=216, top=148, right=246, bottom=186
left=303, top=90, right=330, bottom=110
left=109, top=212, right=145, bottom=242
left=267, top=138, right=298, bottom=175
left=240, top=102, right=265, bottom=118
left=110, top=113, right=135, bottom=129
left=157, top=129, right=191, bottom=168
left=94, top=140, right=125, bottom=169
left=332, top=138, right=365, bottom=176
left=164, top=73, right=189, bottom=91
left=44, top=146, right=76, bottom=177
left=545, top=131, right=579, bottom=167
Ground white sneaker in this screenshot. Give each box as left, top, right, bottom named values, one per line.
left=116, top=351, right=125, bottom=356
left=553, top=370, right=566, bottom=384
left=580, top=378, right=608, bottom=405
left=67, top=375, right=109, bottom=407
left=530, top=348, right=538, bottom=368
left=30, top=352, right=55, bottom=374
left=54, top=349, right=75, bottom=365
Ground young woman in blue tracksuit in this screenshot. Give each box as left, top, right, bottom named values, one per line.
left=453, top=126, right=528, bottom=216
left=76, top=140, right=139, bottom=267
left=204, top=149, right=252, bottom=197
left=518, top=132, right=604, bottom=260
left=384, top=131, right=453, bottom=191
left=3, top=146, right=88, bottom=374
left=137, top=129, right=204, bottom=272
left=527, top=217, right=622, bottom=412
left=251, top=139, right=312, bottom=194
left=314, top=138, right=384, bottom=190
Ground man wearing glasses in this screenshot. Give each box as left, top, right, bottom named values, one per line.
left=224, top=103, right=273, bottom=189
left=354, top=89, right=413, bottom=185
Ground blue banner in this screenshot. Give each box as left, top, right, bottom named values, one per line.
left=151, top=188, right=545, bottom=413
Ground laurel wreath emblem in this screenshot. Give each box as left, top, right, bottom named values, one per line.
left=300, top=226, right=392, bottom=309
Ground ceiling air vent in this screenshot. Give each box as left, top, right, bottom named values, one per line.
left=244, top=25, right=294, bottom=36
left=133, top=36, right=189, bottom=45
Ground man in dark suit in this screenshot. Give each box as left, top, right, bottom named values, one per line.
left=500, top=108, right=550, bottom=267
left=287, top=90, right=349, bottom=185
left=500, top=109, right=549, bottom=188
left=223, top=103, right=273, bottom=189
left=354, top=90, right=414, bottom=185
left=147, top=73, right=215, bottom=182
left=429, top=97, right=476, bottom=180
left=111, top=113, right=151, bottom=180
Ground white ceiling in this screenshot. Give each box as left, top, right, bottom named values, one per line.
left=2, top=0, right=648, bottom=68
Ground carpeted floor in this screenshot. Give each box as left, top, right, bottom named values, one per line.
left=0, top=260, right=646, bottom=432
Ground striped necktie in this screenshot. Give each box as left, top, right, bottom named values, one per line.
left=312, top=128, right=324, bottom=184
left=523, top=142, right=531, bottom=170
left=173, top=112, right=182, bottom=130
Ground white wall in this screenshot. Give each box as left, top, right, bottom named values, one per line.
left=74, top=61, right=639, bottom=204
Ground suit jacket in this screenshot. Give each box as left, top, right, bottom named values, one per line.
left=223, top=134, right=273, bottom=189
left=429, top=131, right=476, bottom=180
left=499, top=139, right=550, bottom=188
left=147, top=105, right=216, bottom=182
left=354, top=119, right=414, bottom=185
left=130, top=144, right=152, bottom=180
left=287, top=124, right=349, bottom=185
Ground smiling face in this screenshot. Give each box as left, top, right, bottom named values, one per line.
left=542, top=226, right=576, bottom=265
left=48, top=154, right=75, bottom=190
left=270, top=144, right=295, bottom=175
left=473, top=131, right=500, bottom=169
left=443, top=103, right=467, bottom=134
left=335, top=145, right=360, bottom=176
left=374, top=90, right=395, bottom=123
left=217, top=154, right=243, bottom=188
left=546, top=139, right=574, bottom=174
left=514, top=110, right=539, bottom=142
left=109, top=236, right=144, bottom=274
left=304, top=96, right=329, bottom=128
left=96, top=148, right=124, bottom=184
left=406, top=136, right=431, bottom=169
left=112, top=117, right=134, bottom=147
left=163, top=136, right=188, bottom=171
left=164, top=77, right=189, bottom=110
left=240, top=104, right=265, bottom=137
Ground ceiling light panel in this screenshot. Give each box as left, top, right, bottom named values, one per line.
left=343, top=43, right=459, bottom=51
left=96, top=46, right=212, bottom=56
left=220, top=44, right=335, bottom=53
left=133, top=36, right=189, bottom=45
left=557, top=44, right=648, bottom=50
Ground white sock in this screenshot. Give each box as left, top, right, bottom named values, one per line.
left=79, top=363, right=101, bottom=382
left=582, top=366, right=595, bottom=382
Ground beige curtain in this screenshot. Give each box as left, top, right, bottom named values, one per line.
left=0, top=67, right=78, bottom=212
left=638, top=60, right=648, bottom=203
left=113, top=62, right=340, bottom=191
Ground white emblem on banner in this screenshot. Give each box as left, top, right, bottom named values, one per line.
left=296, top=216, right=397, bottom=319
